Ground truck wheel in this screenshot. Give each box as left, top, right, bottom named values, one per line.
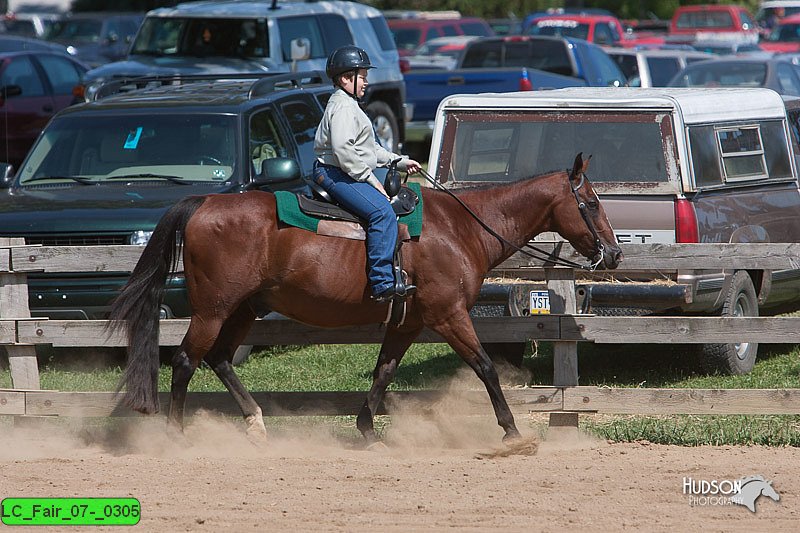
left=366, top=101, right=399, bottom=152
left=701, top=271, right=758, bottom=375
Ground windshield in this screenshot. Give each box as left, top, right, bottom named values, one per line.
left=44, top=18, right=103, bottom=43
left=672, top=62, right=767, bottom=87
left=440, top=112, right=670, bottom=185
left=18, top=113, right=238, bottom=185
left=131, top=17, right=268, bottom=58
left=528, top=20, right=591, bottom=41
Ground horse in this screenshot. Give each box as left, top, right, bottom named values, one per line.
left=109, top=153, right=623, bottom=446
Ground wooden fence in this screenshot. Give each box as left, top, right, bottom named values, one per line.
left=3, top=238, right=800, bottom=424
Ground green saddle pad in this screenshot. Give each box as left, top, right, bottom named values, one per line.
left=275, top=181, right=423, bottom=237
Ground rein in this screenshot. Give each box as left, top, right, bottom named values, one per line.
left=416, top=168, right=603, bottom=271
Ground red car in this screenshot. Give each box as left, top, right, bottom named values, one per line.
left=525, top=14, right=625, bottom=46
left=0, top=50, right=87, bottom=169
left=761, top=13, right=800, bottom=52
left=669, top=4, right=759, bottom=42
left=388, top=16, right=493, bottom=56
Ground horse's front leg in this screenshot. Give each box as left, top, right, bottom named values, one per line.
left=357, top=327, right=421, bottom=446
left=431, top=312, right=521, bottom=442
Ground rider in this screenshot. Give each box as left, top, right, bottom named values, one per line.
left=313, top=45, right=421, bottom=302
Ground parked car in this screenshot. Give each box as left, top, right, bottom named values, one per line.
left=761, top=13, right=800, bottom=52
left=0, top=34, right=68, bottom=53
left=669, top=4, right=760, bottom=44
left=690, top=38, right=765, bottom=55
left=42, top=12, right=143, bottom=68
left=404, top=35, right=625, bottom=150
left=606, top=47, right=713, bottom=87
left=756, top=0, right=800, bottom=30
left=668, top=56, right=800, bottom=96
left=487, top=18, right=522, bottom=36
left=404, top=35, right=478, bottom=70
left=1, top=11, right=61, bottom=39
left=426, top=87, right=800, bottom=374
left=0, top=50, right=88, bottom=169
left=388, top=15, right=493, bottom=56
left=525, top=13, right=625, bottom=47
left=80, top=1, right=406, bottom=153
left=0, top=71, right=333, bottom=365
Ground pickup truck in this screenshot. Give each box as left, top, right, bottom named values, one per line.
left=429, top=87, right=800, bottom=375
left=403, top=35, right=626, bottom=151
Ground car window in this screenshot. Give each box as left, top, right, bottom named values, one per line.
left=368, top=16, right=396, bottom=51
left=677, top=11, right=734, bottom=30
left=647, top=57, right=682, bottom=87
left=391, top=27, right=421, bottom=53
left=740, top=10, right=756, bottom=30
left=441, top=112, right=669, bottom=184
left=585, top=45, right=625, bottom=86
left=0, top=55, right=45, bottom=96
left=45, top=18, right=103, bottom=43
left=777, top=63, right=800, bottom=96
left=316, top=14, right=354, bottom=53
left=131, top=17, right=269, bottom=58
left=459, top=21, right=491, bottom=37
left=594, top=23, right=613, bottom=45
left=20, top=113, right=239, bottom=183
left=675, top=62, right=767, bottom=87
left=611, top=54, right=639, bottom=84
left=441, top=24, right=459, bottom=37
left=249, top=108, right=288, bottom=176
left=529, top=20, right=591, bottom=41
left=36, top=54, right=83, bottom=94
left=278, top=16, right=326, bottom=60
left=278, top=96, right=322, bottom=173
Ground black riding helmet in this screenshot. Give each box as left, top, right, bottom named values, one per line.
left=326, top=45, right=374, bottom=95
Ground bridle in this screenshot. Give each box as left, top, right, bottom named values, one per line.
left=417, top=168, right=606, bottom=271
left=568, top=169, right=605, bottom=271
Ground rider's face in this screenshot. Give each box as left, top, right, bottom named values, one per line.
left=340, top=69, right=368, bottom=97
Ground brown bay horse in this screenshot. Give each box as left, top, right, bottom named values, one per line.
left=109, top=153, right=622, bottom=445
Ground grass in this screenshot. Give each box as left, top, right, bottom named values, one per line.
left=2, top=340, right=799, bottom=446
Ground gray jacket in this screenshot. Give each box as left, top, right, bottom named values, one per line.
left=315, top=88, right=408, bottom=190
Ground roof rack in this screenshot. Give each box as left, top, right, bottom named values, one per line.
left=89, top=71, right=328, bottom=102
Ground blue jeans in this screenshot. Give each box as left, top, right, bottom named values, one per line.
left=313, top=164, right=397, bottom=295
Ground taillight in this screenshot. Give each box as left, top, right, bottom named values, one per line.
left=674, top=198, right=699, bottom=243
left=399, top=58, right=410, bottom=74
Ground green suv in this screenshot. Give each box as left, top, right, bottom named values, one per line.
left=0, top=71, right=331, bottom=322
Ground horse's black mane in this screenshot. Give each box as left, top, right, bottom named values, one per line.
left=434, top=168, right=565, bottom=193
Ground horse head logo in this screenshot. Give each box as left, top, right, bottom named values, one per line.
left=730, top=475, right=780, bottom=513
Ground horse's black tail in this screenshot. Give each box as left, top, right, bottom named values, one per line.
left=108, top=196, right=207, bottom=414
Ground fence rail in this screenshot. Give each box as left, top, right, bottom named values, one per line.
left=3, top=240, right=800, bottom=422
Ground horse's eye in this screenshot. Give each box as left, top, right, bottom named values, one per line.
left=587, top=200, right=599, bottom=210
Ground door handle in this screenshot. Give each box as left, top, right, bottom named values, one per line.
left=447, top=76, right=465, bottom=86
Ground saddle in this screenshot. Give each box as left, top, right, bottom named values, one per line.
left=300, top=160, right=419, bottom=326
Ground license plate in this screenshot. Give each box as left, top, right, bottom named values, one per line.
left=529, top=290, right=550, bottom=315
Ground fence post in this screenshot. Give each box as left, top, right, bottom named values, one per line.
left=0, top=238, right=40, bottom=390
left=545, top=267, right=579, bottom=432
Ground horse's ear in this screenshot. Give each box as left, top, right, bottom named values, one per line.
left=571, top=152, right=591, bottom=179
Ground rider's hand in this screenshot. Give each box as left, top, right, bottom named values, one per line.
left=405, top=159, right=422, bottom=175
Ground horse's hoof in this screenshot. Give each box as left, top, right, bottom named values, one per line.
left=502, top=429, right=524, bottom=444
left=245, top=413, right=268, bottom=443
left=365, top=441, right=389, bottom=453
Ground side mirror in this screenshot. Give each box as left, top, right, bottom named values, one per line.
left=0, top=163, right=15, bottom=189
left=253, top=157, right=301, bottom=186
left=290, top=38, right=311, bottom=61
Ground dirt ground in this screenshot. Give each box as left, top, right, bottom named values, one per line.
left=0, top=407, right=797, bottom=533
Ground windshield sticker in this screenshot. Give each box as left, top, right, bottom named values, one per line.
left=124, top=127, right=143, bottom=150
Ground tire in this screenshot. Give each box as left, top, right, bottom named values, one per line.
left=701, top=271, right=759, bottom=375
left=365, top=101, right=399, bottom=153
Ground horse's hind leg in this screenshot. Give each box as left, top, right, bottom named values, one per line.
left=202, top=302, right=266, bottom=440
left=167, top=345, right=197, bottom=434
left=357, top=327, right=421, bottom=446
left=432, top=314, right=521, bottom=442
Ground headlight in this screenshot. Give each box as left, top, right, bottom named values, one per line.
left=129, top=230, right=153, bottom=246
